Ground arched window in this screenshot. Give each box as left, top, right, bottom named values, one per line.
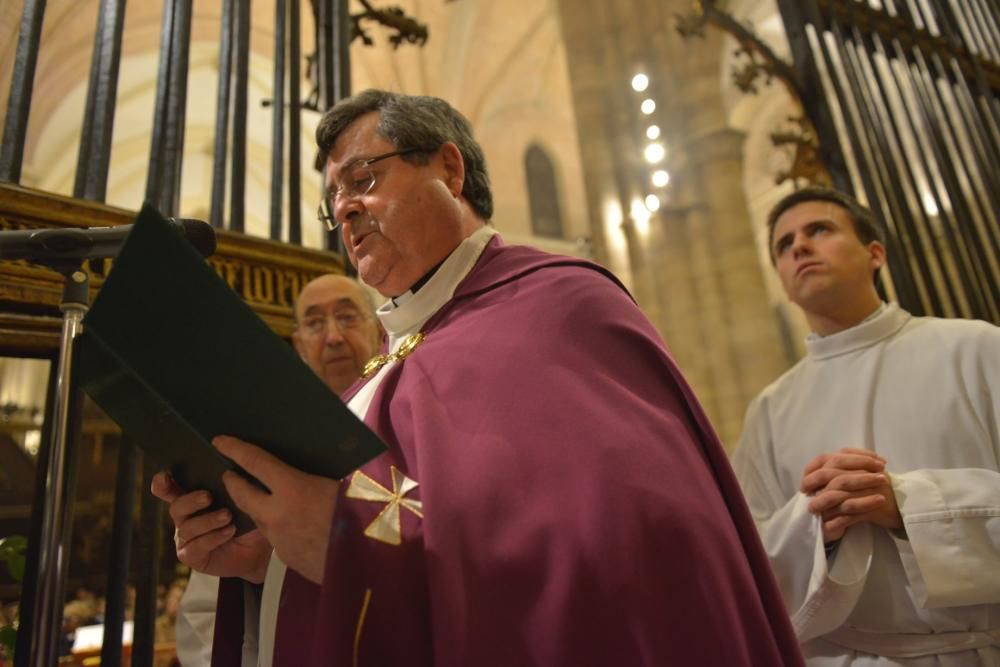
left=524, top=144, right=564, bottom=238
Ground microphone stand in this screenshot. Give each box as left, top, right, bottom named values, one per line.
left=25, top=261, right=89, bottom=667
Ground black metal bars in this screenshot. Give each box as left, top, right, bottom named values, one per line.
left=229, top=0, right=251, bottom=233
left=319, top=0, right=353, bottom=257
left=210, top=0, right=236, bottom=230
left=0, top=2, right=357, bottom=662
left=98, top=437, right=136, bottom=667
left=145, top=0, right=193, bottom=218
left=3, top=0, right=358, bottom=246
left=74, top=0, right=127, bottom=202
left=289, top=0, right=303, bottom=244
left=0, top=0, right=46, bottom=183
left=271, top=0, right=288, bottom=241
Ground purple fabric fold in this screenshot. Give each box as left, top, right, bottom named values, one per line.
left=269, top=236, right=805, bottom=666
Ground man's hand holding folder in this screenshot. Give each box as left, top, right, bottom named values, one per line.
left=81, top=204, right=386, bottom=568
left=151, top=435, right=339, bottom=585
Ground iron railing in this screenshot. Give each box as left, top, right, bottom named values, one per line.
left=1, top=2, right=354, bottom=664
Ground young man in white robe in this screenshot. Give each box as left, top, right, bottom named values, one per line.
left=731, top=186, right=1000, bottom=666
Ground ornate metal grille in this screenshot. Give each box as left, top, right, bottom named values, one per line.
left=777, top=0, right=1000, bottom=323
left=0, top=2, right=429, bottom=663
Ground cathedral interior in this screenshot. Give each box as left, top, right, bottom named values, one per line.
left=0, top=0, right=997, bottom=663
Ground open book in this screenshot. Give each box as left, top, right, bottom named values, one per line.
left=78, top=203, right=386, bottom=534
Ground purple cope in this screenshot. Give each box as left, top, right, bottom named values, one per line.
left=215, top=235, right=804, bottom=667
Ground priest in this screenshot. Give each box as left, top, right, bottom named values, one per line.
left=156, top=89, right=804, bottom=667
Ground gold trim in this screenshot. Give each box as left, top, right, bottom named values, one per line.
left=361, top=332, right=426, bottom=379
left=353, top=587, right=373, bottom=667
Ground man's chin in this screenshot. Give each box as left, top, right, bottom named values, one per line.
left=323, top=371, right=357, bottom=395
left=789, top=273, right=830, bottom=298
left=360, top=266, right=407, bottom=299
left=790, top=285, right=841, bottom=312
left=356, top=261, right=389, bottom=293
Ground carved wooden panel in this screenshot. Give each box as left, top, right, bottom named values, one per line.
left=0, top=182, right=346, bottom=353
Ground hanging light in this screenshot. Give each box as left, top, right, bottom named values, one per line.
left=640, top=99, right=656, bottom=115
left=644, top=143, right=665, bottom=163
left=630, top=198, right=651, bottom=234
left=646, top=125, right=660, bottom=140
left=651, top=170, right=670, bottom=187
left=645, top=194, right=661, bottom=212
left=631, top=73, right=649, bottom=92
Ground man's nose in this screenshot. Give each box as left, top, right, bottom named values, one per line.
left=324, top=320, right=346, bottom=345
left=791, top=233, right=812, bottom=258
left=333, top=193, right=364, bottom=230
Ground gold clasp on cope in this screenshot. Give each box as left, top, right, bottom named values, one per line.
left=361, top=332, right=425, bottom=379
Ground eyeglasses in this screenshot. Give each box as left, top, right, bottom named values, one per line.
left=298, top=310, right=368, bottom=337
left=317, top=147, right=430, bottom=231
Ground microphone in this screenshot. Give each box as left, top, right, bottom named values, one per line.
left=0, top=217, right=217, bottom=261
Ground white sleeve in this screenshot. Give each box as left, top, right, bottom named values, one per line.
left=175, top=572, right=218, bottom=666
left=732, top=399, right=872, bottom=642
left=889, top=324, right=1000, bottom=608
left=891, top=467, right=1000, bottom=608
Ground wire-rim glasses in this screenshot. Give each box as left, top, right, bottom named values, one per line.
left=317, top=147, right=430, bottom=231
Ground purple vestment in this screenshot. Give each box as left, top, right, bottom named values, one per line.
left=219, top=236, right=804, bottom=666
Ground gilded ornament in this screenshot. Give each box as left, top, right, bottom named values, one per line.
left=361, top=332, right=426, bottom=379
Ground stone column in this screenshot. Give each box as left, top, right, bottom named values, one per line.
left=666, top=128, right=790, bottom=446
left=556, top=0, right=792, bottom=447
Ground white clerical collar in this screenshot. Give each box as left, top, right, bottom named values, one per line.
left=377, top=226, right=497, bottom=343
left=390, top=290, right=415, bottom=308
left=346, top=226, right=497, bottom=427
left=806, top=302, right=911, bottom=360
left=806, top=302, right=886, bottom=343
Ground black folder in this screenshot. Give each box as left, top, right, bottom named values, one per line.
left=78, top=203, right=386, bottom=534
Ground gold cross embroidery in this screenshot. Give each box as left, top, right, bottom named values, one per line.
left=345, top=466, right=423, bottom=545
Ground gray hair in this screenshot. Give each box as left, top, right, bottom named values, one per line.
left=316, top=89, right=494, bottom=221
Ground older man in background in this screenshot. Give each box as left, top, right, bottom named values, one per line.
left=174, top=273, right=381, bottom=666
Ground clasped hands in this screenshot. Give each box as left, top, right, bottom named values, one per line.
left=800, top=447, right=903, bottom=544
left=150, top=435, right=340, bottom=585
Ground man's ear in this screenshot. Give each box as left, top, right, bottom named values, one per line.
left=869, top=240, right=886, bottom=273
left=439, top=142, right=465, bottom=198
